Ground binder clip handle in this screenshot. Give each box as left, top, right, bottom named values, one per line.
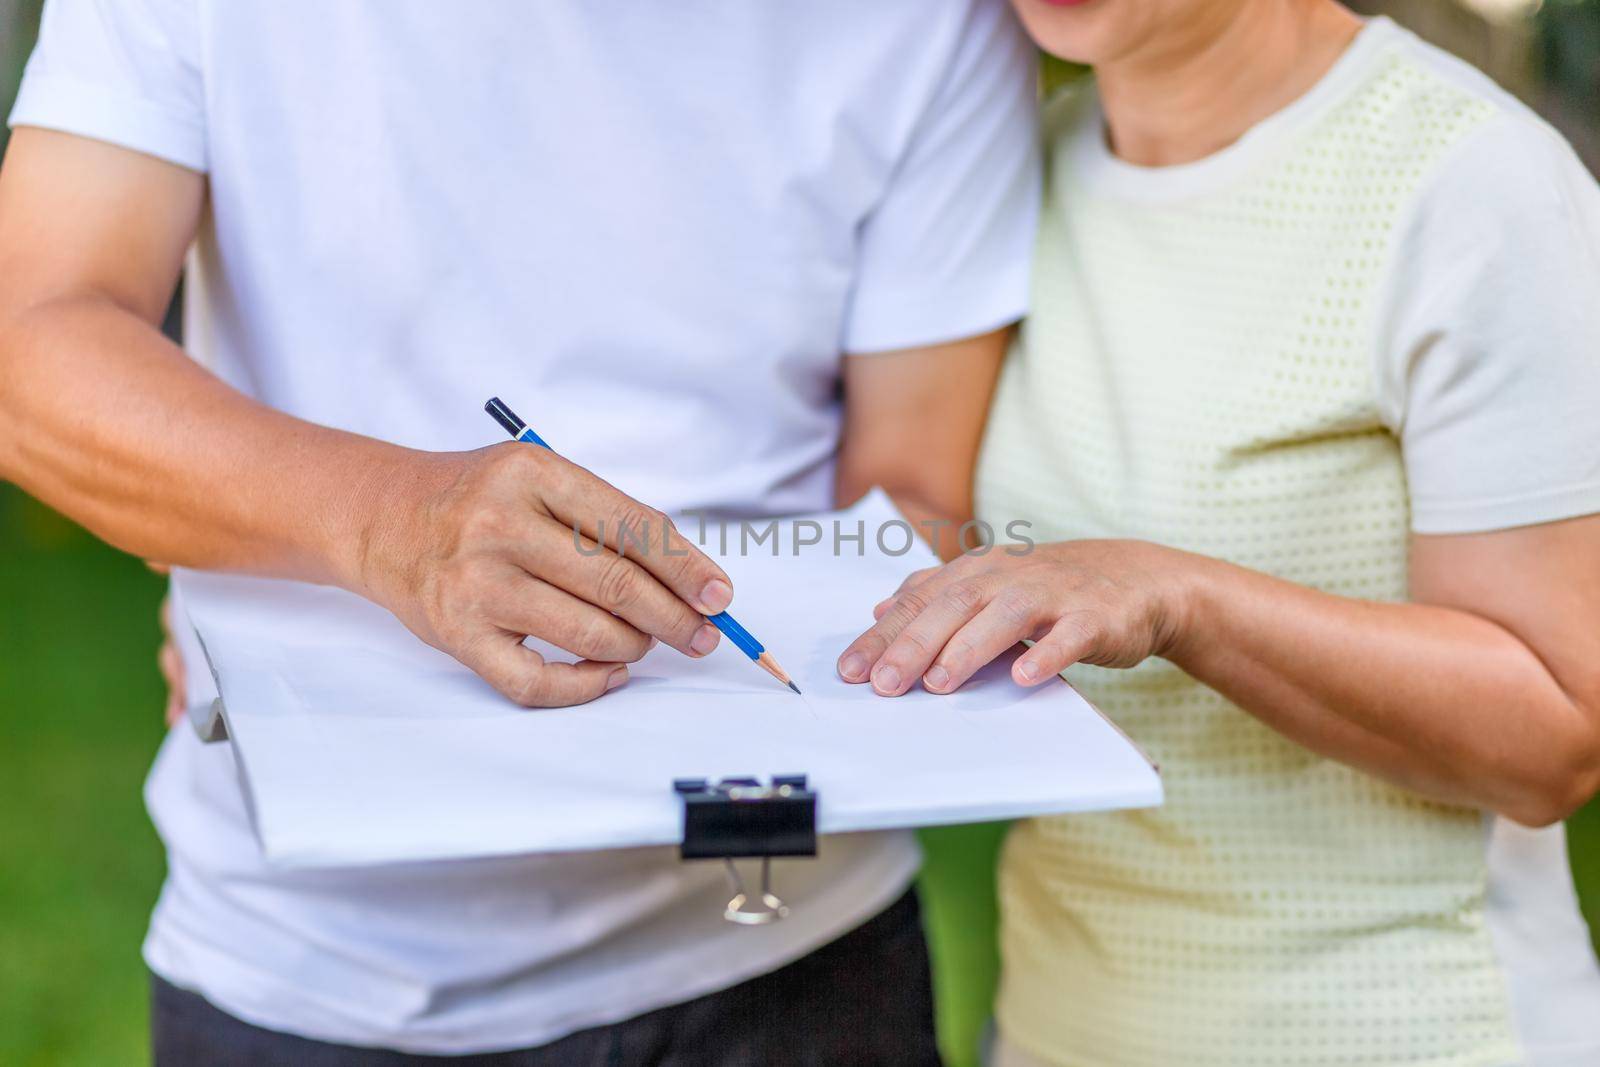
left=722, top=857, right=789, bottom=925
left=673, top=774, right=817, bottom=926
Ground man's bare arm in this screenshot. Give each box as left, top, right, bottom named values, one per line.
left=0, top=128, right=404, bottom=585
left=0, top=129, right=734, bottom=707
left=836, top=328, right=1010, bottom=560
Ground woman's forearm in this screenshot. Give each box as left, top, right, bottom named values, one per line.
left=843, top=527, right=1600, bottom=824
left=1168, top=553, right=1600, bottom=825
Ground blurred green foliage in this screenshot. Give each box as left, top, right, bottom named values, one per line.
left=1539, top=0, right=1600, bottom=105
left=0, top=488, right=169, bottom=1066
left=0, top=0, right=43, bottom=155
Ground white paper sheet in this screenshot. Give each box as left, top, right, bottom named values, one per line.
left=175, top=491, right=1161, bottom=868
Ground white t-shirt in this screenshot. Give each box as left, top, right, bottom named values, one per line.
left=10, top=0, right=1040, bottom=1053
left=985, top=17, right=1600, bottom=1066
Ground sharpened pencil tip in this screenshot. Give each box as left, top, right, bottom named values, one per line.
left=787, top=681, right=802, bottom=695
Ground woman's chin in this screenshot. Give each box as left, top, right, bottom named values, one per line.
left=1012, top=0, right=1133, bottom=67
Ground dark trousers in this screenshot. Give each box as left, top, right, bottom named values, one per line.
left=151, top=890, right=939, bottom=1067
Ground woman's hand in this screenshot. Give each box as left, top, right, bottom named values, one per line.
left=836, top=540, right=1197, bottom=696
left=835, top=517, right=1600, bottom=826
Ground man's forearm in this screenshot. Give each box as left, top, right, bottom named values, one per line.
left=0, top=291, right=414, bottom=590
left=0, top=129, right=741, bottom=709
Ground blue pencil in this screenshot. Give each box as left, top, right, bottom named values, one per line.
left=484, top=396, right=801, bottom=695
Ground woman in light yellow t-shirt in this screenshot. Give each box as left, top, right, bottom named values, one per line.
left=836, top=1, right=1600, bottom=1064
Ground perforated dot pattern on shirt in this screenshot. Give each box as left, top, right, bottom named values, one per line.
left=976, top=49, right=1519, bottom=1067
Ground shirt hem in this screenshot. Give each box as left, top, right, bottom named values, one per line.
left=8, top=73, right=207, bottom=172
left=843, top=261, right=1029, bottom=355
left=1410, top=481, right=1600, bottom=534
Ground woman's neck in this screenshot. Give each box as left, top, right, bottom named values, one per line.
left=1096, top=1, right=1364, bottom=167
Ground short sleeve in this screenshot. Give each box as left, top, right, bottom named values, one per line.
left=1374, top=114, right=1600, bottom=534
left=7, top=0, right=206, bottom=172
left=842, top=0, right=1040, bottom=354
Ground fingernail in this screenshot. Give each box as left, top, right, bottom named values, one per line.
left=699, top=579, right=733, bottom=614
left=690, top=623, right=719, bottom=656
left=873, top=664, right=902, bottom=695
left=839, top=652, right=868, bottom=681
left=1018, top=660, right=1041, bottom=681
left=606, top=667, right=629, bottom=690
left=924, top=665, right=950, bottom=691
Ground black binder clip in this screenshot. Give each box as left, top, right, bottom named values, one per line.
left=673, top=775, right=817, bottom=925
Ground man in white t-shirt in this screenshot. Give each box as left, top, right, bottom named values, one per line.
left=0, top=2, right=1039, bottom=1062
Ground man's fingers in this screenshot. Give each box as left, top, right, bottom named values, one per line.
left=489, top=576, right=653, bottom=663
left=465, top=634, right=629, bottom=708
left=158, top=593, right=186, bottom=727
left=539, top=456, right=733, bottom=615
left=1012, top=615, right=1099, bottom=686
left=159, top=639, right=186, bottom=695
left=160, top=641, right=186, bottom=727
left=870, top=580, right=991, bottom=696
left=532, top=519, right=719, bottom=657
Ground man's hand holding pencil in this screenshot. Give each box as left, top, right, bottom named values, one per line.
left=354, top=441, right=734, bottom=708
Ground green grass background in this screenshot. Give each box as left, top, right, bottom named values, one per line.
left=3, top=483, right=1599, bottom=1066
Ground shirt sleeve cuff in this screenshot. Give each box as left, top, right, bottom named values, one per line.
left=842, top=260, right=1029, bottom=354
left=1410, top=480, right=1600, bottom=534
left=8, top=73, right=206, bottom=172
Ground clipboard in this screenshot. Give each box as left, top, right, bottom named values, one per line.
left=189, top=685, right=822, bottom=923
left=173, top=492, right=1163, bottom=923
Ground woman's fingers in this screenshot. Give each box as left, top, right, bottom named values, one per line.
left=1012, top=614, right=1101, bottom=685
left=837, top=571, right=956, bottom=682
left=921, top=591, right=1046, bottom=694
left=844, top=545, right=1166, bottom=696
left=871, top=565, right=941, bottom=621
left=870, top=580, right=997, bottom=696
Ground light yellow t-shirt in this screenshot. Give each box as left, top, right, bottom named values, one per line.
left=977, top=18, right=1600, bottom=1067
